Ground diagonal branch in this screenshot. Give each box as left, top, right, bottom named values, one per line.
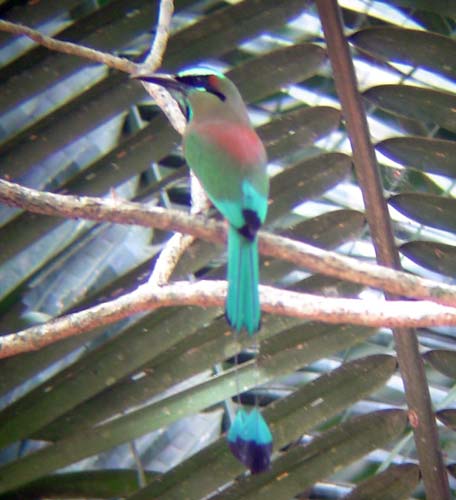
left=131, top=0, right=197, bottom=287
left=134, top=0, right=208, bottom=287
left=143, top=0, right=175, bottom=70
left=0, top=19, right=137, bottom=74
left=0, top=5, right=182, bottom=135
left=1, top=178, right=456, bottom=306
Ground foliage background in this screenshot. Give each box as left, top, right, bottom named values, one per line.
left=0, top=0, right=455, bottom=498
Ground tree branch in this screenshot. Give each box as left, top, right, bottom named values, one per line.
left=1, top=280, right=456, bottom=359
left=1, top=178, right=456, bottom=306
left=148, top=232, right=195, bottom=285
left=0, top=4, right=183, bottom=135
left=0, top=19, right=137, bottom=74
left=133, top=0, right=208, bottom=286
left=130, top=0, right=197, bottom=286
left=143, top=0, right=174, bottom=70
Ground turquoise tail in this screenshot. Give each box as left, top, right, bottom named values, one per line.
left=226, top=224, right=260, bottom=335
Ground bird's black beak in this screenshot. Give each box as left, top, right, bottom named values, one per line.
left=131, top=71, right=185, bottom=93
left=132, top=71, right=192, bottom=120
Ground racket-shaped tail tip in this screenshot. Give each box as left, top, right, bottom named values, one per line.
left=227, top=408, right=273, bottom=474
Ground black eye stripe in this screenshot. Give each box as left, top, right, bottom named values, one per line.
left=176, top=74, right=226, bottom=102
left=175, top=74, right=208, bottom=88
left=210, top=89, right=226, bottom=102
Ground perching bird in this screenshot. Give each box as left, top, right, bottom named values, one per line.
left=135, top=68, right=269, bottom=335
left=134, top=67, right=272, bottom=474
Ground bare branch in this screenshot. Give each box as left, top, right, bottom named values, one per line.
left=1, top=179, right=456, bottom=307
left=148, top=233, right=194, bottom=285
left=0, top=9, right=183, bottom=133
left=125, top=0, right=194, bottom=285
left=1, top=280, right=456, bottom=359
left=134, top=0, right=203, bottom=285
left=0, top=0, right=173, bottom=76
left=143, top=0, right=174, bottom=70
left=149, top=173, right=212, bottom=285
left=0, top=19, right=137, bottom=74
left=135, top=0, right=186, bottom=135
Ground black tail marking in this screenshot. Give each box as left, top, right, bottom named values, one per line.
left=238, top=209, right=261, bottom=241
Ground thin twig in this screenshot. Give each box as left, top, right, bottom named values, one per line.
left=0, top=19, right=137, bottom=74
left=136, top=0, right=202, bottom=286
left=137, top=0, right=209, bottom=288
left=130, top=0, right=195, bottom=286
left=136, top=0, right=207, bottom=286
left=1, top=280, right=456, bottom=359
left=150, top=172, right=212, bottom=284
left=1, top=178, right=455, bottom=306
left=136, top=0, right=186, bottom=135
left=148, top=233, right=194, bottom=285
left=128, top=441, right=147, bottom=489
left=0, top=13, right=184, bottom=133
left=143, top=0, right=174, bottom=70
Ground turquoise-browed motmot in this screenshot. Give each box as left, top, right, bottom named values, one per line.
left=134, top=68, right=272, bottom=473
left=136, top=69, right=269, bottom=335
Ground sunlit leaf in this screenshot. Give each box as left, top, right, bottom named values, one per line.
left=377, top=136, right=456, bottom=179
left=364, top=85, right=456, bottom=133
left=400, top=240, right=456, bottom=277
left=424, top=349, right=456, bottom=378
left=259, top=106, right=341, bottom=161
left=351, top=27, right=456, bottom=80
left=436, top=409, right=456, bottom=431
left=389, top=193, right=456, bottom=233
left=344, top=463, right=420, bottom=500
left=0, top=325, right=378, bottom=494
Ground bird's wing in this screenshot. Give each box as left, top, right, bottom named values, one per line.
left=184, top=121, right=268, bottom=228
